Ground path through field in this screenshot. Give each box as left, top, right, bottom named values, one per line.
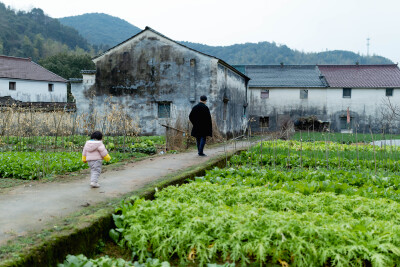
left=0, top=140, right=251, bottom=246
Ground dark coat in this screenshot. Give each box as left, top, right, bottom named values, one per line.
left=189, top=102, right=212, bottom=137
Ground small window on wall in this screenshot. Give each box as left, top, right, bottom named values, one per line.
left=48, top=83, right=54, bottom=92
left=343, top=88, right=351, bottom=98
left=260, top=117, right=269, bottom=128
left=386, top=88, right=394, bottom=97
left=340, top=117, right=351, bottom=130
left=9, top=82, right=16, bottom=90
left=300, top=89, right=308, bottom=99
left=260, top=90, right=269, bottom=99
left=158, top=102, right=171, bottom=118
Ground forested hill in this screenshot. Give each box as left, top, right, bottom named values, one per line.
left=59, top=13, right=142, bottom=47
left=57, top=13, right=392, bottom=65
left=0, top=3, right=90, bottom=61
left=180, top=41, right=392, bottom=65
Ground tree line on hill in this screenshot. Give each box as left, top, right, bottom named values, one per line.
left=180, top=41, right=392, bottom=65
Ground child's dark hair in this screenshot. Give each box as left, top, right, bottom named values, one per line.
left=90, top=131, right=103, bottom=140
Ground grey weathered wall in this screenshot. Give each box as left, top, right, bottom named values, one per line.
left=72, top=30, right=248, bottom=136
left=214, top=64, right=248, bottom=137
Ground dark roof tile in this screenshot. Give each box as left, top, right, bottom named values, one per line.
left=236, top=65, right=326, bottom=88
left=0, top=55, right=67, bottom=83
left=318, top=65, right=400, bottom=88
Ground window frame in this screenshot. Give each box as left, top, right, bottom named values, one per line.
left=386, top=88, right=394, bottom=97
left=48, top=83, right=54, bottom=92
left=300, top=89, right=308, bottom=99
left=260, top=90, right=269, bottom=99
left=9, top=81, right=16, bottom=90
left=343, top=88, right=352, bottom=98
left=157, top=102, right=171, bottom=119
left=340, top=116, right=352, bottom=130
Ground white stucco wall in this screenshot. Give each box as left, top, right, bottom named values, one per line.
left=249, top=87, right=327, bottom=116
left=249, top=86, right=400, bottom=132
left=0, top=78, right=67, bottom=102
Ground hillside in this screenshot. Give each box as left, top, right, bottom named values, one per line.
left=59, top=12, right=391, bottom=65
left=59, top=13, right=142, bottom=48
left=180, top=41, right=392, bottom=65
left=0, top=2, right=90, bottom=60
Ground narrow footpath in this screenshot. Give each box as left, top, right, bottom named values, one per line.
left=0, top=140, right=251, bottom=246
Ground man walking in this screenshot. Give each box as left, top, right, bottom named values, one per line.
left=189, top=95, right=212, bottom=156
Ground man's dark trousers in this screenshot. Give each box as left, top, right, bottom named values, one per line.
left=196, top=136, right=206, bottom=155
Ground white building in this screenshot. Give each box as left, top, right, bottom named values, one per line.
left=0, top=55, right=67, bottom=103
left=236, top=64, right=400, bottom=133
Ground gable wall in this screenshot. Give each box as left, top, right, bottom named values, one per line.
left=73, top=30, right=248, bottom=136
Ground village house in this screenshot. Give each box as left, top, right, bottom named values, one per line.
left=71, top=27, right=250, bottom=136
left=0, top=55, right=68, bottom=104
left=236, top=64, right=400, bottom=133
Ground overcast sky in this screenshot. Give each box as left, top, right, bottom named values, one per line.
left=3, top=0, right=400, bottom=63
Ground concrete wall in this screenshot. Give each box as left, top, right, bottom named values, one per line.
left=214, top=64, right=248, bottom=137
left=0, top=78, right=67, bottom=102
left=249, top=87, right=400, bottom=133
left=72, top=30, right=248, bottom=136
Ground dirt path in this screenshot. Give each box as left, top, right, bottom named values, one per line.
left=0, top=140, right=251, bottom=245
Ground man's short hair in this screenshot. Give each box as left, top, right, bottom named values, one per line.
left=200, top=95, right=207, bottom=101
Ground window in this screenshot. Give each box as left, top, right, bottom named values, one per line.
left=158, top=102, right=171, bottom=118
left=300, top=89, right=308, bottom=99
left=9, top=82, right=16, bottom=90
left=48, top=83, right=54, bottom=92
left=260, top=90, right=269, bottom=99
left=386, top=88, right=394, bottom=97
left=343, top=88, right=351, bottom=98
left=260, top=117, right=269, bottom=128
left=340, top=117, right=351, bottom=130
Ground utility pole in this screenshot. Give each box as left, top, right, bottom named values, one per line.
left=367, top=37, right=370, bottom=57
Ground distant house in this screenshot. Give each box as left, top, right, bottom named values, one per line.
left=318, top=64, right=400, bottom=133
left=71, top=27, right=250, bottom=136
left=235, top=65, right=327, bottom=132
left=0, top=55, right=68, bottom=103
left=236, top=64, right=400, bottom=133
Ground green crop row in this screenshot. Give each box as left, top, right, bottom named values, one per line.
left=0, top=135, right=165, bottom=153
left=111, top=183, right=400, bottom=266
left=195, top=167, right=400, bottom=202
left=57, top=254, right=172, bottom=267
left=292, top=132, right=400, bottom=144
left=89, top=140, right=400, bottom=266
left=0, top=151, right=145, bottom=180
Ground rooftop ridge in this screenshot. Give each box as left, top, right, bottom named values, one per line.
left=0, top=55, right=31, bottom=61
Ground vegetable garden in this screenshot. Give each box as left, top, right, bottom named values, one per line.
left=59, top=133, right=400, bottom=267
left=0, top=104, right=165, bottom=180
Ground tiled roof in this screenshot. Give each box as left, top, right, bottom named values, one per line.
left=318, top=64, right=400, bottom=88
left=236, top=65, right=327, bottom=88
left=0, top=55, right=67, bottom=83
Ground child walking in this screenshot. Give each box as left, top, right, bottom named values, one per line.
left=82, top=131, right=111, bottom=188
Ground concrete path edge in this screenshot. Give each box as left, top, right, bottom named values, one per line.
left=0, top=149, right=243, bottom=267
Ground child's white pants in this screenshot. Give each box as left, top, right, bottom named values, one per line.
left=88, top=160, right=102, bottom=183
